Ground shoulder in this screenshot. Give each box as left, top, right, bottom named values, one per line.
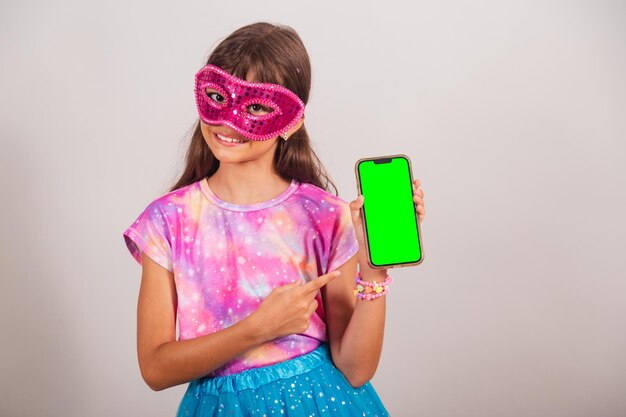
left=150, top=181, right=201, bottom=210
left=294, top=182, right=352, bottom=215
left=135, top=181, right=200, bottom=223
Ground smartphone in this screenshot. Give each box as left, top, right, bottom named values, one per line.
left=355, top=154, right=424, bottom=269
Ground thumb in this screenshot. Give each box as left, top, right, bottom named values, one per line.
left=349, top=194, right=364, bottom=216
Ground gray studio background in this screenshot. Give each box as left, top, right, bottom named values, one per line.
left=1, top=1, right=625, bottom=416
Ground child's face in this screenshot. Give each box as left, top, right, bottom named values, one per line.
left=199, top=68, right=303, bottom=165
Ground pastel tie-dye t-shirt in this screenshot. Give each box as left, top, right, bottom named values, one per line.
left=123, top=177, right=359, bottom=377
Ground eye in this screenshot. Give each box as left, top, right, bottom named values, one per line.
left=247, top=103, right=273, bottom=115
left=205, top=89, right=225, bottom=104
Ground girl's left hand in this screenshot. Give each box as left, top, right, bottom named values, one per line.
left=349, top=178, right=425, bottom=275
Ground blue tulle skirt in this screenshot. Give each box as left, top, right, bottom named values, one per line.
left=176, top=343, right=389, bottom=416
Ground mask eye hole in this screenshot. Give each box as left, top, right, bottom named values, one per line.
left=241, top=98, right=281, bottom=121
left=200, top=83, right=228, bottom=108
left=206, top=89, right=226, bottom=104
left=246, top=103, right=273, bottom=116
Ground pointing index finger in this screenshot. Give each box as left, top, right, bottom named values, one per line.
left=302, top=271, right=341, bottom=294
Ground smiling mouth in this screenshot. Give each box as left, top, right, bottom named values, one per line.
left=214, top=132, right=249, bottom=144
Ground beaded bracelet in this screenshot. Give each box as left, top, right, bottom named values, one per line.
left=353, top=272, right=393, bottom=300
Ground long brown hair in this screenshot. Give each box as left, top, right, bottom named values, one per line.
left=168, top=22, right=338, bottom=196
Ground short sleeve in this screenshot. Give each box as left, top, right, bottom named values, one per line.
left=325, top=199, right=360, bottom=273
left=123, top=200, right=174, bottom=273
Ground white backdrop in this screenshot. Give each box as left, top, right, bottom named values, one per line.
left=1, top=1, right=625, bottom=416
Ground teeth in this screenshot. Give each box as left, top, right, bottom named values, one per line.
left=217, top=134, right=247, bottom=143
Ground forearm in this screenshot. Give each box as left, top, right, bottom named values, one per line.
left=145, top=314, right=267, bottom=391
left=337, top=268, right=387, bottom=387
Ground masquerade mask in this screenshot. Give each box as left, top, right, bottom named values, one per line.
left=194, top=64, right=305, bottom=141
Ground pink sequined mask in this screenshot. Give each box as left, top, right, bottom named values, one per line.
left=194, top=64, right=305, bottom=141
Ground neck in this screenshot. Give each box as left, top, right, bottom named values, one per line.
left=207, top=163, right=291, bottom=205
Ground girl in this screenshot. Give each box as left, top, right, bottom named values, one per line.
left=123, top=22, right=425, bottom=417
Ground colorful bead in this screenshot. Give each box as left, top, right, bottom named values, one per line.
left=353, top=272, right=393, bottom=300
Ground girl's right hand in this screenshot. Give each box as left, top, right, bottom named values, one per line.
left=251, top=270, right=342, bottom=342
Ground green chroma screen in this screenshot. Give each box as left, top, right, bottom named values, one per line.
left=358, top=157, right=422, bottom=266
